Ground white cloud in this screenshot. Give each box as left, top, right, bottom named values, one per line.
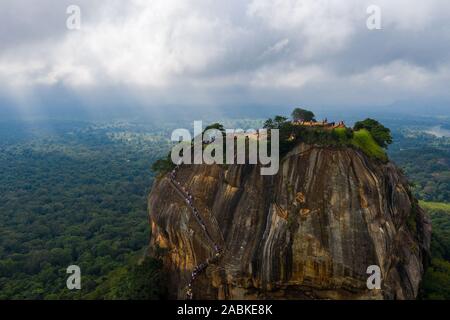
left=250, top=63, right=325, bottom=88
left=0, top=0, right=450, bottom=107
left=247, top=0, right=359, bottom=57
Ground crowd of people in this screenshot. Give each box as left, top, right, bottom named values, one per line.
left=169, top=162, right=222, bottom=300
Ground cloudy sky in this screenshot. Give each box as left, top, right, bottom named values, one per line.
left=1, top=0, right=450, bottom=115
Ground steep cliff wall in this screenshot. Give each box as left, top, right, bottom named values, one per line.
left=148, top=143, right=431, bottom=300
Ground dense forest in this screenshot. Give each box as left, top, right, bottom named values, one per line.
left=419, top=202, right=450, bottom=299
left=389, top=129, right=449, bottom=202
left=387, top=125, right=450, bottom=299
left=0, top=116, right=449, bottom=299
left=0, top=120, right=171, bottom=299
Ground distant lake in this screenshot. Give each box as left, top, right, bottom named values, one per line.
left=425, top=125, right=450, bottom=138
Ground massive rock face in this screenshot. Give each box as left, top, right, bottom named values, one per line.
left=148, top=143, right=431, bottom=300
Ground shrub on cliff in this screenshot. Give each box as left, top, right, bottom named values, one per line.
left=152, top=154, right=175, bottom=175
left=354, top=118, right=393, bottom=148
left=332, top=127, right=353, bottom=144
left=351, top=129, right=387, bottom=161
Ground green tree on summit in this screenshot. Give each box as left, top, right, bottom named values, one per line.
left=353, top=118, right=393, bottom=148
left=204, top=123, right=225, bottom=134
left=291, top=108, right=316, bottom=122
left=263, top=116, right=288, bottom=129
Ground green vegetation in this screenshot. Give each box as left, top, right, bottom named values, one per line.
left=263, top=110, right=389, bottom=160
left=0, top=120, right=168, bottom=299
left=351, top=129, right=387, bottom=161
left=332, top=127, right=350, bottom=140
left=263, top=116, right=289, bottom=130
left=385, top=120, right=449, bottom=299
left=153, top=111, right=391, bottom=173
left=86, top=256, right=166, bottom=300
left=354, top=118, right=393, bottom=148
left=291, top=108, right=316, bottom=122
left=419, top=201, right=450, bottom=299
left=389, top=127, right=449, bottom=202
left=422, top=259, right=450, bottom=299
left=204, top=123, right=225, bottom=133
left=152, top=154, right=175, bottom=176
left=420, top=201, right=450, bottom=212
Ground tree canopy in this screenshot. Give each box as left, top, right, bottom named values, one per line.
left=291, top=108, right=316, bottom=122
left=204, top=123, right=225, bottom=133
left=353, top=118, right=393, bottom=148
left=263, top=116, right=288, bottom=129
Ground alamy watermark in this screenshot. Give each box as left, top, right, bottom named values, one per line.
left=66, top=265, right=81, bottom=290
left=366, top=5, right=382, bottom=30
left=366, top=265, right=381, bottom=290
left=66, top=5, right=81, bottom=30
left=65, top=5, right=381, bottom=32
left=170, top=121, right=279, bottom=176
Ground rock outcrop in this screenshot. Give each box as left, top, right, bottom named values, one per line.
left=148, top=143, right=431, bottom=300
